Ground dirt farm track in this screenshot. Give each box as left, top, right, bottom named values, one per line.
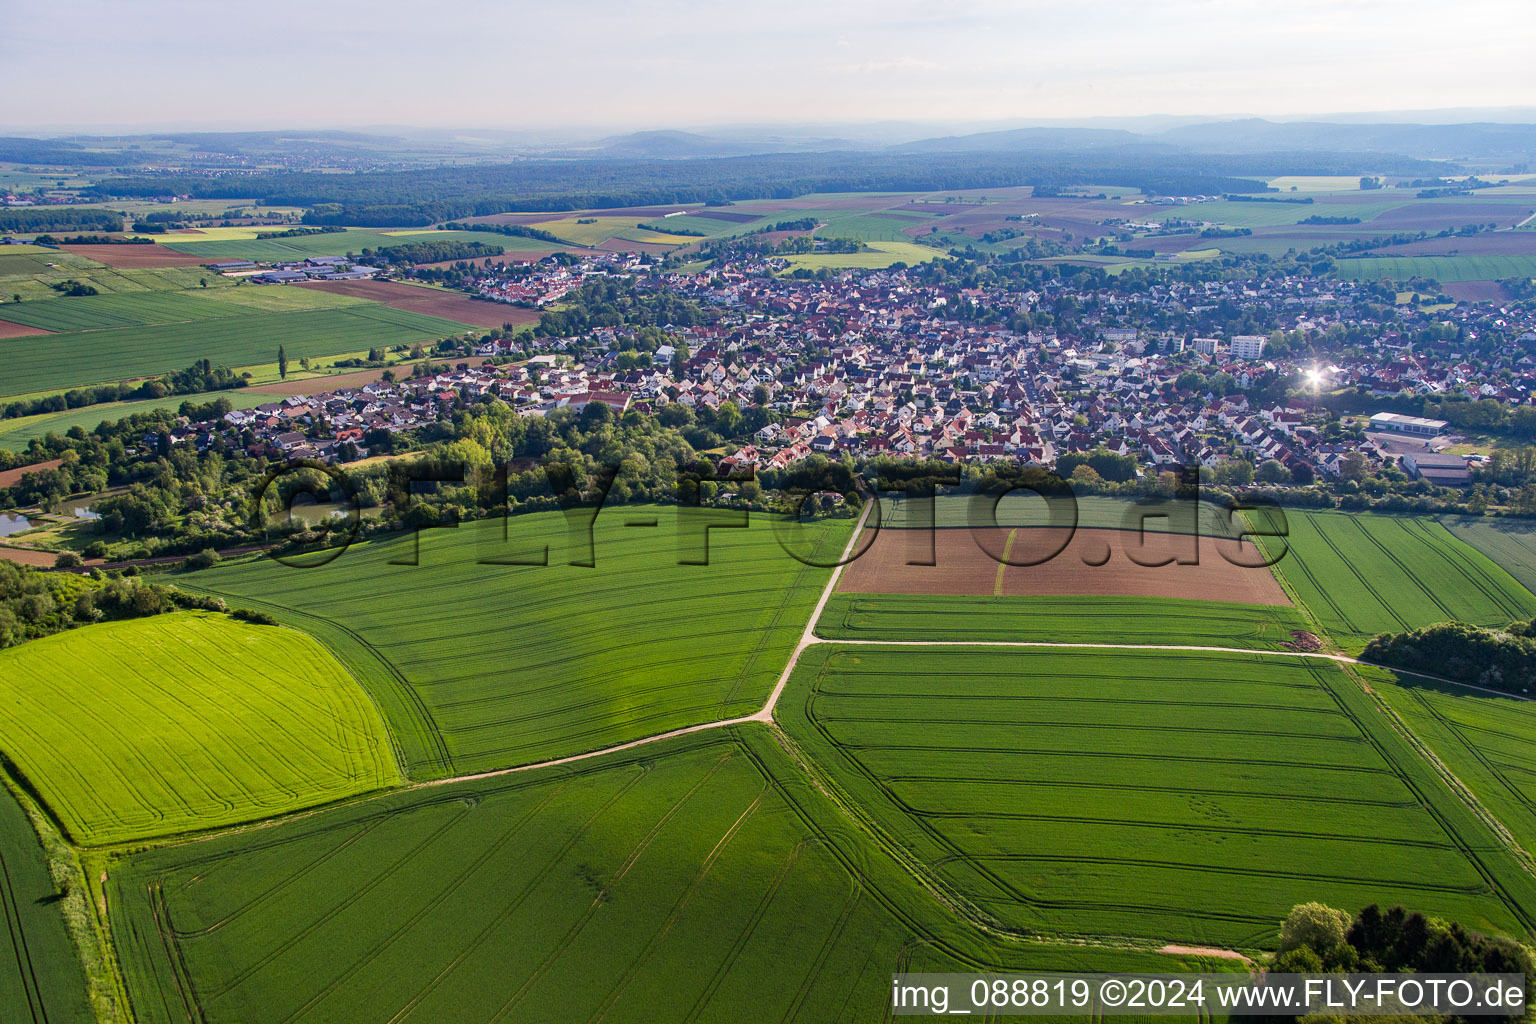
left=836, top=526, right=1293, bottom=605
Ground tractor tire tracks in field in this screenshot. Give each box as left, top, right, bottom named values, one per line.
left=114, top=500, right=1536, bottom=983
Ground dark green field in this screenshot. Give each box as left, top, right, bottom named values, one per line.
left=107, top=729, right=1196, bottom=1024
left=1256, top=510, right=1536, bottom=646
left=1440, top=517, right=1536, bottom=597
left=190, top=509, right=850, bottom=777
left=779, top=645, right=1536, bottom=949
left=0, top=787, right=93, bottom=1024
left=0, top=291, right=251, bottom=332
left=818, top=592, right=1314, bottom=648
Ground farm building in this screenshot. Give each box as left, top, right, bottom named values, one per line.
left=1369, top=412, right=1448, bottom=438
left=253, top=269, right=308, bottom=284
left=1403, top=451, right=1471, bottom=485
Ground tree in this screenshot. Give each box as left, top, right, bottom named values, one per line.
left=53, top=551, right=83, bottom=569
left=278, top=345, right=289, bottom=381
left=184, top=548, right=221, bottom=570
left=199, top=278, right=208, bottom=288
left=1279, top=901, right=1352, bottom=954
left=1215, top=459, right=1254, bottom=486
left=715, top=401, right=743, bottom=438
left=1256, top=459, right=1292, bottom=485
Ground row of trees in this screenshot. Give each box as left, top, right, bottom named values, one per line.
left=1, top=360, right=246, bottom=422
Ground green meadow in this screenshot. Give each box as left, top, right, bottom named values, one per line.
left=0, top=390, right=273, bottom=451
left=158, top=229, right=518, bottom=262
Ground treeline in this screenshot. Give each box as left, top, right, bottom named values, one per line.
left=0, top=208, right=123, bottom=233
left=638, top=220, right=705, bottom=236
left=1272, top=900, right=1533, bottom=1007
left=32, top=233, right=151, bottom=245
left=81, top=150, right=1412, bottom=225
left=1424, top=396, right=1536, bottom=440
left=1363, top=619, right=1536, bottom=694
left=255, top=225, right=343, bottom=239
left=441, top=221, right=565, bottom=244
left=0, top=137, right=148, bottom=167
left=1, top=361, right=246, bottom=422
left=1299, top=214, right=1361, bottom=225
left=1226, top=194, right=1314, bottom=204
left=773, top=236, right=863, bottom=254
left=357, top=240, right=504, bottom=266
left=0, top=562, right=228, bottom=649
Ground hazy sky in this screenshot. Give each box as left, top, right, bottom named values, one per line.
left=5, top=0, right=1531, bottom=132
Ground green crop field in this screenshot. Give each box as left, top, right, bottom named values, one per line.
left=1440, top=516, right=1536, bottom=595
left=818, top=592, right=1313, bottom=649
left=157, top=229, right=510, bottom=262
left=0, top=303, right=470, bottom=398
left=0, top=786, right=93, bottom=1023
left=1333, top=254, right=1536, bottom=283
left=777, top=240, right=944, bottom=271
left=0, top=390, right=273, bottom=451
left=189, top=508, right=850, bottom=777
left=1153, top=198, right=1410, bottom=230
left=812, top=211, right=930, bottom=243
left=0, top=263, right=239, bottom=303
left=0, top=290, right=254, bottom=331
left=780, top=645, right=1536, bottom=949
left=0, top=612, right=400, bottom=845
left=0, top=250, right=102, bottom=279
left=107, top=729, right=1188, bottom=1024
left=1255, top=510, right=1536, bottom=646
left=1368, top=667, right=1536, bottom=860
left=209, top=284, right=370, bottom=312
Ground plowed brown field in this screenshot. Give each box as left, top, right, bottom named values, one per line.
left=56, top=244, right=210, bottom=268
left=293, top=279, right=536, bottom=328
left=835, top=526, right=1290, bottom=605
